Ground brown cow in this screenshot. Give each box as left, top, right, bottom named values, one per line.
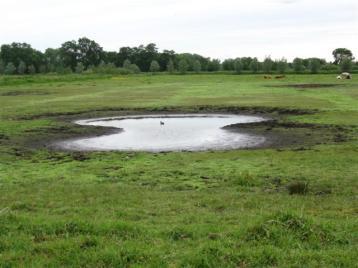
left=264, top=75, right=272, bottom=79
left=275, top=75, right=285, bottom=79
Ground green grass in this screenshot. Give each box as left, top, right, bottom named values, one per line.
left=0, top=74, right=357, bottom=267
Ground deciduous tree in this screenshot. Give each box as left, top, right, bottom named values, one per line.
left=263, top=57, right=273, bottom=73
left=234, top=59, right=243, bottom=74
left=193, top=60, right=201, bottom=73
left=293, top=58, right=304, bottom=73
left=222, top=59, right=235, bottom=71
left=149, top=60, right=160, bottom=73
left=77, top=37, right=103, bottom=68
left=332, top=48, right=353, bottom=64
left=277, top=58, right=287, bottom=74
left=178, top=59, right=188, bottom=74
left=207, top=59, right=221, bottom=72
left=309, top=58, right=321, bottom=74
left=59, top=40, right=79, bottom=71
left=166, top=59, right=175, bottom=74
left=249, top=58, right=259, bottom=73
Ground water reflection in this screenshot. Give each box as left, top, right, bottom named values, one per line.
left=60, top=114, right=266, bottom=152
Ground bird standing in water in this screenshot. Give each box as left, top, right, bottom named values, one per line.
left=160, top=121, right=164, bottom=125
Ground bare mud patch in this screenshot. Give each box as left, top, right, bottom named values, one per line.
left=17, top=109, right=353, bottom=153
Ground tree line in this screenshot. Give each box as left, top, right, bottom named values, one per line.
left=0, top=38, right=355, bottom=75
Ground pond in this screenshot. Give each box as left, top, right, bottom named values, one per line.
left=59, top=114, right=266, bottom=152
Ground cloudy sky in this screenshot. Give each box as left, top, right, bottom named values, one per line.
left=0, top=0, right=357, bottom=61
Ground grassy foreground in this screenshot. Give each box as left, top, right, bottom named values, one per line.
left=0, top=74, right=357, bottom=267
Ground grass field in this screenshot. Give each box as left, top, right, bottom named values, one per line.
left=0, top=74, right=357, bottom=267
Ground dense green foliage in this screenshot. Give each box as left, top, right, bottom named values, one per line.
left=249, top=58, right=259, bottom=73
left=0, top=74, right=357, bottom=266
left=149, top=60, right=160, bottom=73
left=234, top=59, right=243, bottom=74
left=340, top=58, right=353, bottom=73
left=263, top=57, right=274, bottom=74
left=332, top=48, right=354, bottom=64
left=167, top=59, right=175, bottom=74
left=293, top=58, right=304, bottom=73
left=276, top=58, right=288, bottom=74
left=193, top=60, right=202, bottom=73
left=178, top=59, right=189, bottom=74
left=0, top=39, right=356, bottom=75
left=309, top=58, right=321, bottom=74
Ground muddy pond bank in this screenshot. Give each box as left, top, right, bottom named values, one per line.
left=3, top=107, right=353, bottom=153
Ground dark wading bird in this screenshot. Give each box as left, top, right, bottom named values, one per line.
left=160, top=121, right=165, bottom=125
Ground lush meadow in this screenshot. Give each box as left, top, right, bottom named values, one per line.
left=0, top=74, right=357, bottom=267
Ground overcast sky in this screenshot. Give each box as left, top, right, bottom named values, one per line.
left=0, top=0, right=357, bottom=61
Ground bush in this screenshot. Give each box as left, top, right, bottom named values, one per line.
left=4, top=62, right=16, bottom=75
left=149, top=60, right=160, bottom=73
left=17, top=61, right=26, bottom=74
left=287, top=181, right=309, bottom=195
left=118, top=67, right=132, bottom=75
left=129, top=64, right=141, bottom=74
left=93, top=62, right=119, bottom=74
left=123, top=59, right=131, bottom=69
left=166, top=59, right=175, bottom=74
left=75, top=62, right=85, bottom=74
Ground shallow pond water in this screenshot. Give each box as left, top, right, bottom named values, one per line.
left=59, top=114, right=266, bottom=152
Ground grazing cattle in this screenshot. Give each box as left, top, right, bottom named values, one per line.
left=275, top=75, right=285, bottom=79
left=264, top=75, right=272, bottom=79
left=337, top=72, right=352, bottom=79
left=342, top=72, right=352, bottom=79
left=160, top=121, right=164, bottom=125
